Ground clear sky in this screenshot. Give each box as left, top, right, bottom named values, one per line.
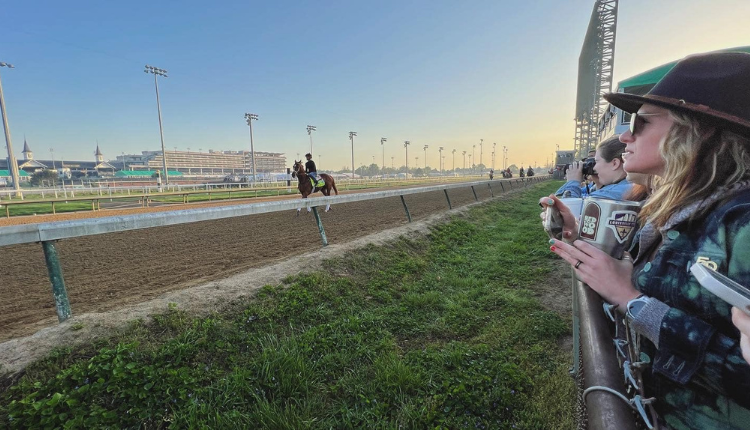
left=1, top=0, right=749, bottom=171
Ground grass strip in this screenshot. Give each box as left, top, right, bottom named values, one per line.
left=0, top=181, right=575, bottom=429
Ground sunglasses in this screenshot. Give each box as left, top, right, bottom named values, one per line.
left=629, top=112, right=664, bottom=136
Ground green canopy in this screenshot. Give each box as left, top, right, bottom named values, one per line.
left=0, top=170, right=30, bottom=177
left=617, top=46, right=750, bottom=90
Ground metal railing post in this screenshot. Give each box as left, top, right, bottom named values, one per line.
left=471, top=185, right=478, bottom=201
left=443, top=189, right=452, bottom=209
left=41, top=241, right=72, bottom=322
left=487, top=183, right=494, bottom=197
left=400, top=195, right=412, bottom=222
left=311, top=207, right=328, bottom=246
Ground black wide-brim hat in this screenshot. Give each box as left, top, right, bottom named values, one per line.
left=604, top=52, right=750, bottom=138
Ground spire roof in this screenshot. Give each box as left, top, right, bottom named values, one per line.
left=22, top=138, right=31, bottom=153
left=95, top=145, right=103, bottom=156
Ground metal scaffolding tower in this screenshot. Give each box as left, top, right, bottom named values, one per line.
left=574, top=0, right=618, bottom=158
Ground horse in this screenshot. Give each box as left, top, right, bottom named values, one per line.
left=291, top=160, right=338, bottom=215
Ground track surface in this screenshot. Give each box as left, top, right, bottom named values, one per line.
left=0, top=184, right=507, bottom=342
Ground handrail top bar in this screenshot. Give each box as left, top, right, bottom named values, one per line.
left=0, top=177, right=545, bottom=247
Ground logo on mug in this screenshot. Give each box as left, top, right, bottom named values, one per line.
left=580, top=202, right=601, bottom=240
left=606, top=211, right=639, bottom=243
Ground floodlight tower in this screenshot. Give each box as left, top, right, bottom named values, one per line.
left=0, top=61, right=21, bottom=196
left=404, top=141, right=410, bottom=174
left=381, top=137, right=387, bottom=170
left=423, top=145, right=428, bottom=168
left=472, top=144, right=476, bottom=169
left=307, top=125, right=316, bottom=156
left=462, top=150, right=467, bottom=169
left=451, top=149, right=456, bottom=172
left=245, top=113, right=259, bottom=185
left=144, top=65, right=170, bottom=185
left=492, top=142, right=496, bottom=170
left=349, top=131, right=357, bottom=178
left=438, top=147, right=444, bottom=173
left=479, top=139, right=483, bottom=168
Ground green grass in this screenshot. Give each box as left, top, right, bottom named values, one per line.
left=0, top=181, right=576, bottom=429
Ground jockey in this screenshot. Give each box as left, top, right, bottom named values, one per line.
left=305, top=153, right=320, bottom=184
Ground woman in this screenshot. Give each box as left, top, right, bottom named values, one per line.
left=555, top=136, right=632, bottom=200
left=546, top=52, right=750, bottom=428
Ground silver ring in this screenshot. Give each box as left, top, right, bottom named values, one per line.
left=575, top=260, right=583, bottom=269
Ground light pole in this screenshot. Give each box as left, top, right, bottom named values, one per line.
left=503, top=146, right=508, bottom=170
left=50, top=148, right=55, bottom=170
left=439, top=146, right=444, bottom=173
left=381, top=137, right=387, bottom=172
left=391, top=156, right=394, bottom=169
left=404, top=141, right=410, bottom=175
left=0, top=61, right=21, bottom=196
left=472, top=144, right=476, bottom=169
left=423, top=145, right=428, bottom=169
left=462, top=151, right=467, bottom=169
left=307, top=125, right=316, bottom=156
left=244, top=113, right=258, bottom=185
left=468, top=154, right=472, bottom=170
left=121, top=152, right=126, bottom=171
left=349, top=131, right=357, bottom=179
left=479, top=139, right=483, bottom=168
left=144, top=65, right=169, bottom=185
left=452, top=149, right=456, bottom=172
left=492, top=143, right=496, bottom=170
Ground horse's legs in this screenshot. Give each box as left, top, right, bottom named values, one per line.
left=325, top=203, right=331, bottom=212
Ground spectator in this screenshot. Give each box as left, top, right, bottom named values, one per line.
left=549, top=52, right=750, bottom=428
left=555, top=135, right=632, bottom=200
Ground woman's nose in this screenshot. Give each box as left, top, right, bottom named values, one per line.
left=620, top=130, right=634, bottom=143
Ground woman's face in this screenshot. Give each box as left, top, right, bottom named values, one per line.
left=619, top=104, right=673, bottom=176
left=593, top=149, right=623, bottom=186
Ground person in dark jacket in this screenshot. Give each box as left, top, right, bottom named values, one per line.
left=304, top=153, right=321, bottom=185
left=547, top=52, right=750, bottom=429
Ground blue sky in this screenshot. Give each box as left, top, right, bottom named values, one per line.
left=2, top=0, right=749, bottom=170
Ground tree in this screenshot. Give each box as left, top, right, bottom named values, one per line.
left=30, top=170, right=59, bottom=187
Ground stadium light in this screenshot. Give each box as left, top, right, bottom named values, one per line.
left=307, top=125, right=316, bottom=156
left=144, top=65, right=170, bottom=186
left=349, top=132, right=357, bottom=179
left=0, top=61, right=22, bottom=196
left=245, top=113, right=259, bottom=185
left=404, top=141, right=410, bottom=174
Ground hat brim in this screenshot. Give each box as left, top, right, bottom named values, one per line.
left=603, top=92, right=750, bottom=138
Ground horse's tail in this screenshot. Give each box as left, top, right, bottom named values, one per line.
left=332, top=181, right=339, bottom=195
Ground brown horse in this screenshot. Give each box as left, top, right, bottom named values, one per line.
left=291, top=160, right=338, bottom=215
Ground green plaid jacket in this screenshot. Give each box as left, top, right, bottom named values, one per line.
left=631, top=185, right=750, bottom=429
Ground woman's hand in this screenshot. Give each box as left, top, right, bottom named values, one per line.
left=732, top=307, right=750, bottom=364
left=549, top=238, right=640, bottom=309
left=566, top=161, right=584, bottom=182
left=539, top=194, right=579, bottom=241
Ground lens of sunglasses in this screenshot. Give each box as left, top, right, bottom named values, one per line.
left=629, top=113, right=640, bottom=135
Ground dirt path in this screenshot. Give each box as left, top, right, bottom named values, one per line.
left=0, top=185, right=494, bottom=344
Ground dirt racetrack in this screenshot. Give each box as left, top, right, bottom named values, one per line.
left=0, top=183, right=503, bottom=343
